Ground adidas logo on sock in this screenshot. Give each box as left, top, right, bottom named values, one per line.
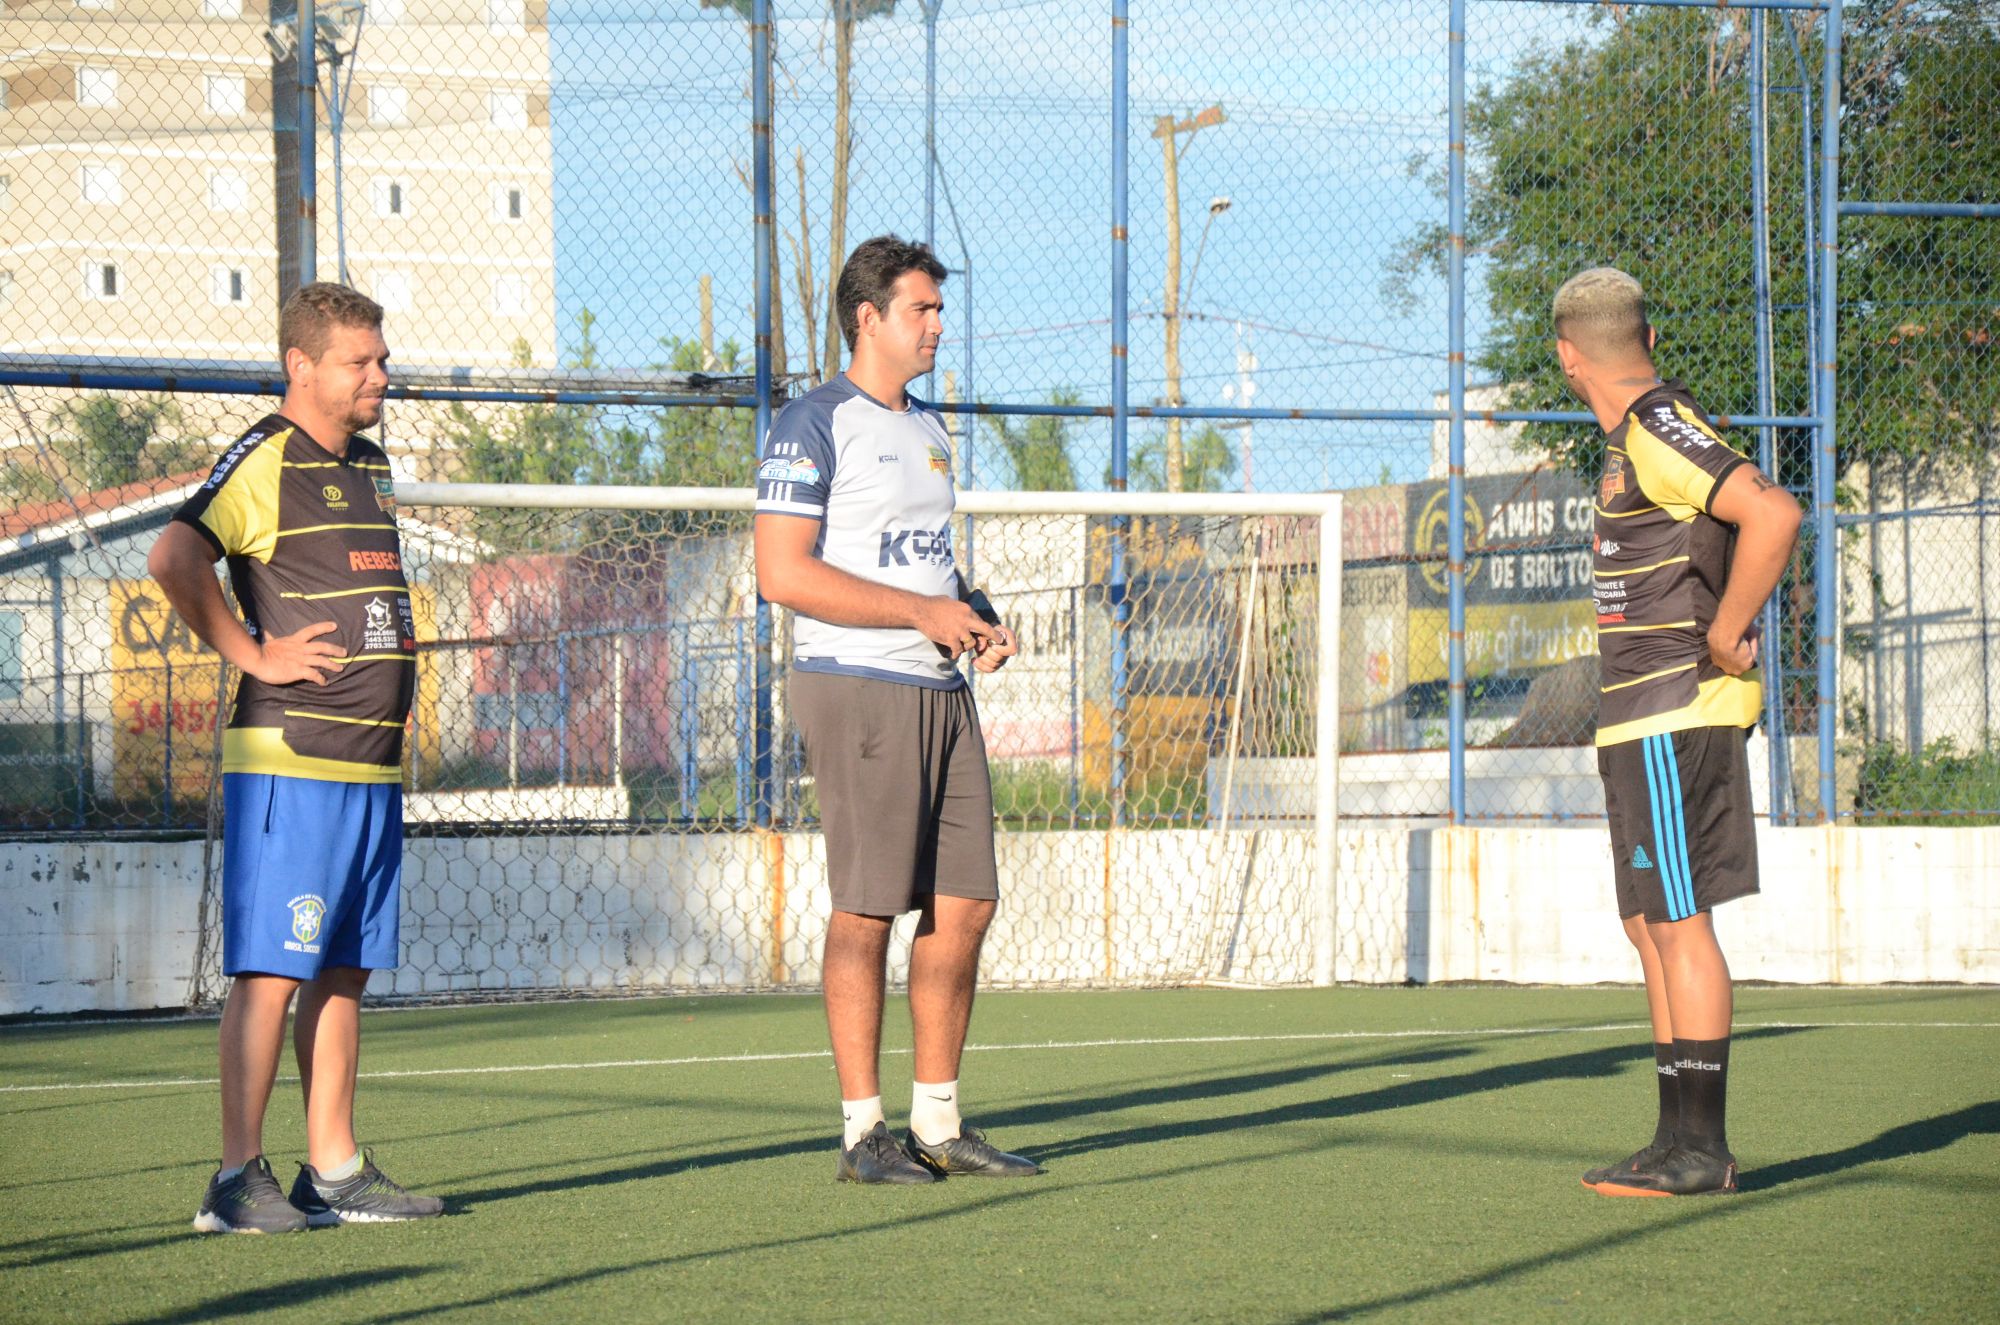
left=1631, top=844, right=1654, bottom=870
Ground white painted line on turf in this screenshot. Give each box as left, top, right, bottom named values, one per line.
left=2, top=1018, right=1994, bottom=1096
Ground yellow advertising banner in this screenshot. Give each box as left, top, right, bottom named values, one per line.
left=109, top=579, right=227, bottom=803
left=1405, top=600, right=1596, bottom=686
left=108, top=580, right=441, bottom=801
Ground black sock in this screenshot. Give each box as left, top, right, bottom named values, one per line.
left=1672, top=1036, right=1731, bottom=1153
left=1650, top=1043, right=1679, bottom=1149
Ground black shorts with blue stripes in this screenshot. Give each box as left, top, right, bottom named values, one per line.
left=1598, top=726, right=1759, bottom=924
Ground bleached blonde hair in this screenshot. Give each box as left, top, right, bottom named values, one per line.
left=1552, top=267, right=1650, bottom=362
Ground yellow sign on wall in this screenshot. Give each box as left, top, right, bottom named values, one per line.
left=1406, top=601, right=1596, bottom=686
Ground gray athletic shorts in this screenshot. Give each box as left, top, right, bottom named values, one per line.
left=789, top=670, right=1000, bottom=916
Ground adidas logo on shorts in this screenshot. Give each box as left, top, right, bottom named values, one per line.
left=1631, top=844, right=1654, bottom=870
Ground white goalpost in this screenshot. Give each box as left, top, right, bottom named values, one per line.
left=373, top=481, right=1342, bottom=995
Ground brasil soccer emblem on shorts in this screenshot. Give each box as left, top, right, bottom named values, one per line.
left=289, top=894, right=327, bottom=947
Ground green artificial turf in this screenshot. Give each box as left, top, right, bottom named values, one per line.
left=2, top=986, right=1995, bottom=1323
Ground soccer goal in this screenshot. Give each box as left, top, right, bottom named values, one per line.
left=332, top=481, right=1342, bottom=1000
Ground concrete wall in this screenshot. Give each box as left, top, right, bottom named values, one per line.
left=5, top=826, right=1996, bottom=1014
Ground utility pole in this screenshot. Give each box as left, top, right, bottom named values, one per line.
left=699, top=274, right=717, bottom=370
left=1153, top=103, right=1224, bottom=492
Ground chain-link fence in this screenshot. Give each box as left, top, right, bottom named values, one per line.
left=4, top=1, right=1997, bottom=1000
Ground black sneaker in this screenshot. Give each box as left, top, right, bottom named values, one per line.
left=837, top=1121, right=938, bottom=1184
left=1592, top=1143, right=1738, bottom=1198
left=904, top=1124, right=1043, bottom=1178
left=1581, top=1137, right=1674, bottom=1191
left=289, top=1152, right=445, bottom=1225
left=193, top=1156, right=308, bottom=1234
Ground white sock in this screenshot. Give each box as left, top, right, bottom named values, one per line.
left=215, top=1161, right=248, bottom=1183
left=841, top=1096, right=885, bottom=1148
left=319, top=1150, right=363, bottom=1181
left=911, top=1080, right=962, bottom=1146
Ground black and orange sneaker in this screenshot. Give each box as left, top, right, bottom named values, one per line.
left=903, top=1124, right=1042, bottom=1178
left=1582, top=1138, right=1674, bottom=1191
left=1592, top=1144, right=1738, bottom=1198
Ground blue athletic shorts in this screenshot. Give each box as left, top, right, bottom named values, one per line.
left=222, top=773, right=404, bottom=978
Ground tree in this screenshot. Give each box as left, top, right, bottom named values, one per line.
left=985, top=389, right=1081, bottom=489
left=61, top=393, right=210, bottom=491
left=703, top=0, right=901, bottom=383
left=1128, top=423, right=1236, bottom=493
left=447, top=312, right=759, bottom=552
left=1388, top=2, right=1998, bottom=478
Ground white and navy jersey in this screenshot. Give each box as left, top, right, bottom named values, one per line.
left=755, top=374, right=964, bottom=689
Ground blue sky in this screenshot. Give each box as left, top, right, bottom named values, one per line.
left=548, top=1, right=1588, bottom=490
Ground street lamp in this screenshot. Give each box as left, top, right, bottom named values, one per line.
left=1184, top=195, right=1232, bottom=311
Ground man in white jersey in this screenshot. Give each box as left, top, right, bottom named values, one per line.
left=755, top=236, right=1041, bottom=1184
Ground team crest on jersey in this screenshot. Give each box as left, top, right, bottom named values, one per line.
left=287, top=894, right=326, bottom=951
left=1600, top=454, right=1625, bottom=503
left=757, top=456, right=821, bottom=485
left=322, top=483, right=349, bottom=511
left=373, top=476, right=396, bottom=512
left=363, top=596, right=398, bottom=650
left=926, top=442, right=951, bottom=475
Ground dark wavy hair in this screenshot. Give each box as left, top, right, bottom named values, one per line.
left=836, top=235, right=947, bottom=350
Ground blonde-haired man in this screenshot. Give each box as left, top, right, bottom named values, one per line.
left=1555, top=267, right=1801, bottom=1197
left=151, top=282, right=442, bottom=1231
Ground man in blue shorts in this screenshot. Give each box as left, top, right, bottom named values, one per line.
left=150, top=282, right=442, bottom=1232
left=756, top=236, right=1040, bottom=1184
left=1554, top=268, right=1802, bottom=1197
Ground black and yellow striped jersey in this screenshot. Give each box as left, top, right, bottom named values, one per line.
left=171, top=414, right=413, bottom=782
left=1592, top=382, right=1760, bottom=747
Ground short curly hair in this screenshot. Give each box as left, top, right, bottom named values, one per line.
left=279, top=282, right=385, bottom=376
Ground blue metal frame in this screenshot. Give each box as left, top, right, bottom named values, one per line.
left=1814, top=0, right=1843, bottom=821
left=751, top=0, right=776, bottom=829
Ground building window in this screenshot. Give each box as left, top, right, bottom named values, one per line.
left=82, top=258, right=122, bottom=301
left=80, top=162, right=123, bottom=205
left=209, top=265, right=249, bottom=306
left=0, top=612, right=22, bottom=702
left=373, top=270, right=411, bottom=312
left=207, top=169, right=247, bottom=211
left=492, top=273, right=527, bottom=317
left=369, top=84, right=407, bottom=125
left=77, top=66, right=120, bottom=108
left=486, top=0, right=522, bottom=32
left=371, top=178, right=408, bottom=217
left=76, top=0, right=114, bottom=12
left=1, top=173, right=15, bottom=211
left=202, top=0, right=240, bottom=15
left=0, top=270, right=15, bottom=307
left=370, top=0, right=402, bottom=22
left=204, top=74, right=246, bottom=117
left=492, top=184, right=525, bottom=221
left=487, top=90, right=527, bottom=130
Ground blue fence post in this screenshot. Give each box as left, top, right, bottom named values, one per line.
left=1446, top=0, right=1468, bottom=825
left=296, top=0, right=317, bottom=284
left=751, top=0, right=776, bottom=830
left=1109, top=0, right=1131, bottom=828
left=1748, top=9, right=1789, bottom=825
left=1814, top=0, right=1844, bottom=822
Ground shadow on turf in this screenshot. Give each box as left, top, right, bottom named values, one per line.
left=441, top=1043, right=1471, bottom=1209
left=137, top=1267, right=442, bottom=1324
left=1743, top=1098, right=2000, bottom=1191
left=1017, top=1025, right=1809, bottom=1165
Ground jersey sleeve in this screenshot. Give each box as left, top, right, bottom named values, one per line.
left=754, top=399, right=837, bottom=519
left=170, top=427, right=285, bottom=562
left=1624, top=400, right=1749, bottom=522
